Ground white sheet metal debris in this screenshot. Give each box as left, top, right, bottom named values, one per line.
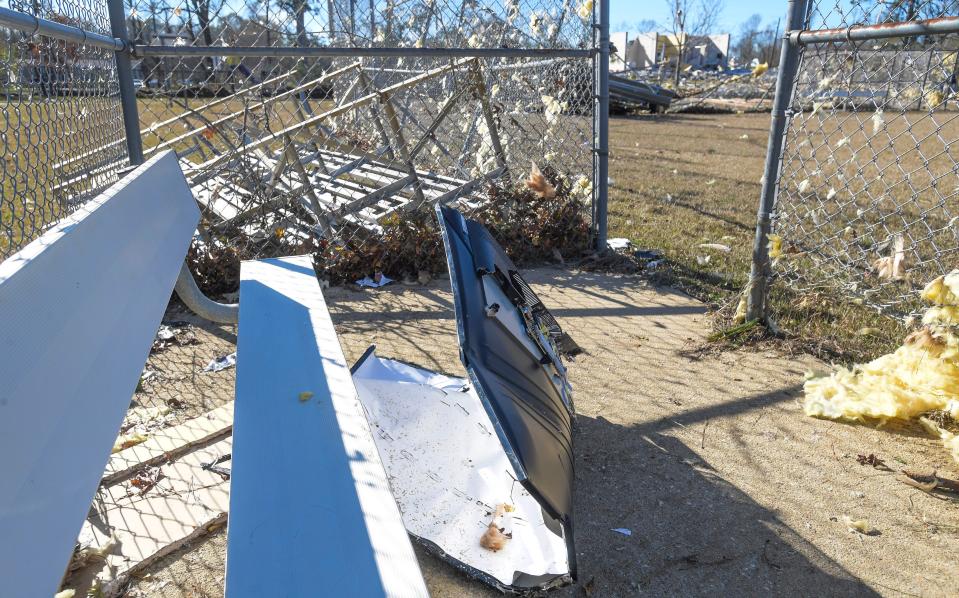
left=352, top=349, right=572, bottom=591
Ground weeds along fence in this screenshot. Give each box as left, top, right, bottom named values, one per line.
left=1, top=0, right=608, bottom=294
left=749, top=0, right=959, bottom=327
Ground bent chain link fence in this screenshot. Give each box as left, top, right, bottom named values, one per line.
left=756, top=0, right=959, bottom=325
left=116, top=0, right=600, bottom=294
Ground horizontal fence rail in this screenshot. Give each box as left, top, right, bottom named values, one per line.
left=134, top=46, right=594, bottom=58
left=0, top=5, right=124, bottom=50
left=791, top=15, right=959, bottom=45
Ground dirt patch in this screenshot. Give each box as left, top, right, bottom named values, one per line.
left=122, top=269, right=957, bottom=597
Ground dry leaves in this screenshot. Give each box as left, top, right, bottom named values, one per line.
left=525, top=162, right=556, bottom=199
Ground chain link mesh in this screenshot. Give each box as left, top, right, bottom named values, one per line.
left=111, top=0, right=598, bottom=293
left=771, top=0, right=959, bottom=322
left=0, top=0, right=128, bottom=258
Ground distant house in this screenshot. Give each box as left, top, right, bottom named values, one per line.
left=611, top=31, right=730, bottom=72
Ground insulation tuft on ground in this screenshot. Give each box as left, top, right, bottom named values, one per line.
left=804, top=270, right=959, bottom=462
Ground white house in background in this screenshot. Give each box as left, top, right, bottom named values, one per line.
left=611, top=31, right=730, bottom=72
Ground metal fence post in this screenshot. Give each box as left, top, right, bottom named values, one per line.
left=593, top=0, right=609, bottom=251
left=745, top=0, right=811, bottom=321
left=107, top=0, right=144, bottom=165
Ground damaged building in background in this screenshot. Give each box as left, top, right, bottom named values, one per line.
left=611, top=31, right=730, bottom=72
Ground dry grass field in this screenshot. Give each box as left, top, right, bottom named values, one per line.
left=607, top=112, right=928, bottom=361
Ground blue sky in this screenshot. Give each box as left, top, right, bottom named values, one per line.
left=610, top=0, right=787, bottom=35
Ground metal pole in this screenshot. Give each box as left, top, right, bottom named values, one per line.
left=106, top=0, right=143, bottom=165
left=746, top=0, right=811, bottom=321
left=108, top=0, right=237, bottom=323
left=593, top=0, right=609, bottom=251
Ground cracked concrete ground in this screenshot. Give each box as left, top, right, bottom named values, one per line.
left=125, top=268, right=957, bottom=597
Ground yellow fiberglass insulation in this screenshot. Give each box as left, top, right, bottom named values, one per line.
left=804, top=271, right=959, bottom=462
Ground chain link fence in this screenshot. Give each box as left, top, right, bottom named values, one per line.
left=751, top=0, right=959, bottom=326
left=100, top=0, right=600, bottom=295
left=0, top=0, right=128, bottom=258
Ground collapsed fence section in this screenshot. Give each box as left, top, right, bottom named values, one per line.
left=123, top=0, right=601, bottom=294
left=1, top=0, right=607, bottom=295
left=750, top=1, right=959, bottom=326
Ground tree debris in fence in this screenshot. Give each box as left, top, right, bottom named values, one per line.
left=65, top=436, right=232, bottom=597
left=525, top=162, right=557, bottom=199
left=804, top=270, right=959, bottom=463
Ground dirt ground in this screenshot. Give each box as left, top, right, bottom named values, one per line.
left=122, top=267, right=958, bottom=598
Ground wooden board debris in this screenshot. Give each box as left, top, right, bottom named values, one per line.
left=103, top=402, right=234, bottom=485
left=67, top=437, right=233, bottom=596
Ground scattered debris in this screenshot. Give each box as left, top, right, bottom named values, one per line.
left=151, top=323, right=199, bottom=352
left=204, top=352, right=236, bottom=372
left=112, top=432, right=148, bottom=454
left=856, top=453, right=886, bottom=468
left=805, top=270, right=959, bottom=463
left=900, top=469, right=959, bottom=494
left=873, top=235, right=907, bottom=280
left=732, top=294, right=748, bottom=324
left=841, top=515, right=874, bottom=535
left=479, top=504, right=514, bottom=552
left=68, top=533, right=116, bottom=572
left=201, top=453, right=232, bottom=480
left=67, top=438, right=232, bottom=597
left=607, top=237, right=631, bottom=251
left=525, top=162, right=557, bottom=199
left=128, top=466, right=166, bottom=496
left=298, top=391, right=314, bottom=402
left=634, top=249, right=662, bottom=261
left=919, top=417, right=959, bottom=464
left=872, top=109, right=885, bottom=135
left=610, top=528, right=632, bottom=536
left=54, top=590, right=75, bottom=598
left=355, top=273, right=394, bottom=288
left=767, top=234, right=783, bottom=261
left=699, top=243, right=731, bottom=253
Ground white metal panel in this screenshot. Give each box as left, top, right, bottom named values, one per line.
left=352, top=351, right=570, bottom=588
left=0, top=150, right=200, bottom=598
left=227, top=256, right=428, bottom=598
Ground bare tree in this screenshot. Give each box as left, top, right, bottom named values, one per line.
left=663, top=0, right=724, bottom=86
